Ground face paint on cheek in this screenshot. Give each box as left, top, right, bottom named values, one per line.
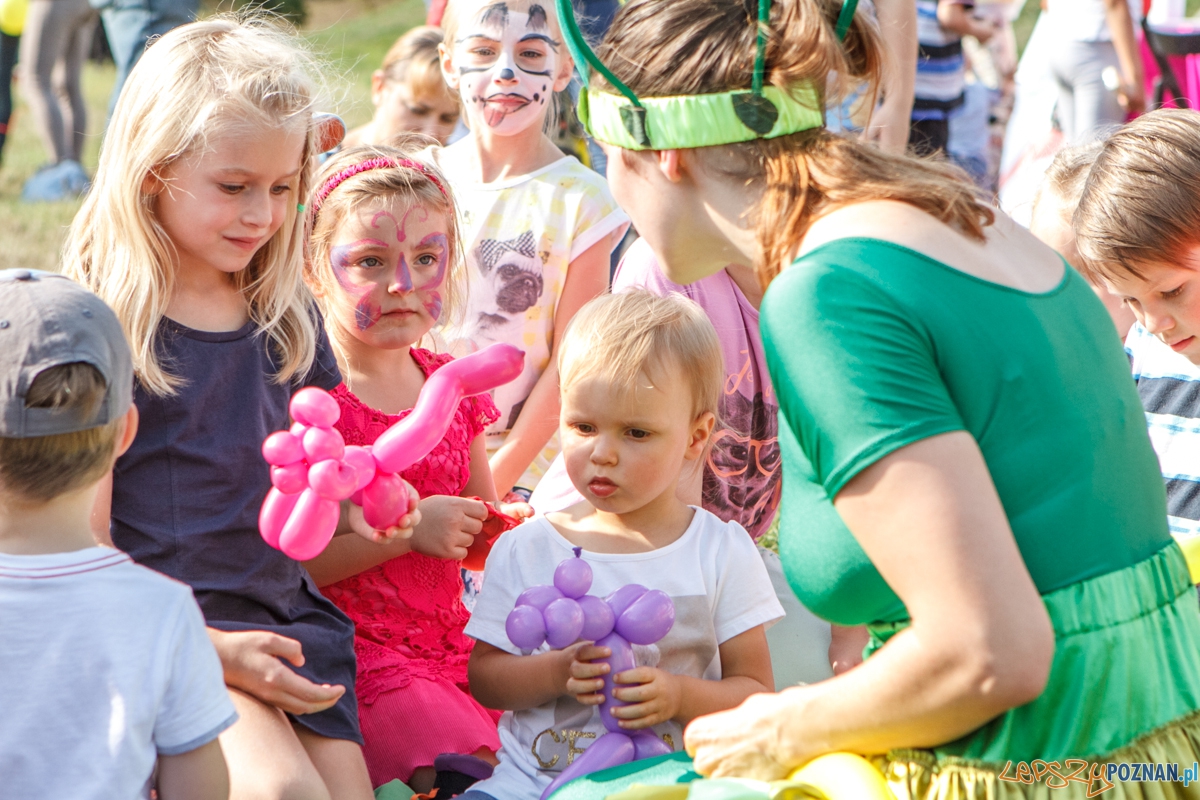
left=416, top=232, right=449, bottom=319
left=329, top=240, right=386, bottom=331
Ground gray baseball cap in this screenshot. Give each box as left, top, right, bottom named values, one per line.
left=0, top=269, right=133, bottom=438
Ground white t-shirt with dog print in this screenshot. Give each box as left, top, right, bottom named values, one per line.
left=428, top=151, right=629, bottom=491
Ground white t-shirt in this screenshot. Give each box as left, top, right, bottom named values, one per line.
left=464, top=510, right=784, bottom=800
left=0, top=547, right=237, bottom=799
left=427, top=150, right=630, bottom=489
left=1043, top=0, right=1141, bottom=42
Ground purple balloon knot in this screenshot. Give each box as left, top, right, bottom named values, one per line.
left=573, top=546, right=583, bottom=558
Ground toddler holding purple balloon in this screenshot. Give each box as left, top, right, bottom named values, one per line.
left=461, top=291, right=783, bottom=800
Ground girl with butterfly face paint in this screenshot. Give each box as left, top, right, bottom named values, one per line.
left=429, top=0, right=630, bottom=501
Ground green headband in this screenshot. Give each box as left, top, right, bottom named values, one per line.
left=558, top=0, right=861, bottom=150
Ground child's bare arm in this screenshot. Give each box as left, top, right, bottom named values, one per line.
left=936, top=2, right=994, bottom=42
left=462, top=434, right=500, bottom=501
left=574, top=626, right=774, bottom=730
left=489, top=234, right=615, bottom=494
left=156, top=739, right=230, bottom=800
left=469, top=639, right=584, bottom=710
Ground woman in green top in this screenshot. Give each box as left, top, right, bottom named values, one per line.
left=546, top=0, right=1200, bottom=795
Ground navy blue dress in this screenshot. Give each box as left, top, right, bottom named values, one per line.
left=112, top=316, right=360, bottom=742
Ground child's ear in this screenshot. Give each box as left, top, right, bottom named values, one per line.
left=552, top=50, right=575, bottom=93
left=370, top=70, right=388, bottom=104
left=684, top=411, right=716, bottom=461
left=141, top=169, right=164, bottom=197
left=440, top=42, right=461, bottom=92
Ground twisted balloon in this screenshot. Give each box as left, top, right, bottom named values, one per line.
left=504, top=548, right=676, bottom=800
left=259, top=343, right=524, bottom=561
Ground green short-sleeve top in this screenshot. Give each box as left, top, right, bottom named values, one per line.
left=762, top=238, right=1171, bottom=627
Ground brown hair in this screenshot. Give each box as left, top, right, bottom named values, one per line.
left=1074, top=109, right=1200, bottom=282
left=559, top=290, right=722, bottom=423
left=305, top=143, right=466, bottom=328
left=0, top=364, right=122, bottom=504
left=380, top=26, right=456, bottom=104
left=594, top=0, right=994, bottom=287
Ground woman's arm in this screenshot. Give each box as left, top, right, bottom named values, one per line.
left=865, top=0, right=917, bottom=154
left=489, top=234, right=615, bottom=494
left=685, top=432, right=1055, bottom=778
left=1104, top=0, right=1145, bottom=114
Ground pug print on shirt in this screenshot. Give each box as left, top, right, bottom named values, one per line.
left=430, top=151, right=630, bottom=489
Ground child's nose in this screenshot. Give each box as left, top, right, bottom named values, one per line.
left=1144, top=305, right=1175, bottom=335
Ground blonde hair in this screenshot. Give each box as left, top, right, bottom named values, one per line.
left=0, top=364, right=122, bottom=504
left=380, top=26, right=455, bottom=104
left=1074, top=109, right=1200, bottom=282
left=1031, top=140, right=1103, bottom=224
left=594, top=0, right=994, bottom=288
left=64, top=17, right=324, bottom=396
left=306, top=143, right=466, bottom=328
left=558, top=290, right=722, bottom=422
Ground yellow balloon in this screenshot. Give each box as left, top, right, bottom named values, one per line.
left=785, top=753, right=895, bottom=800
left=1180, top=536, right=1200, bottom=585
left=0, top=0, right=26, bottom=37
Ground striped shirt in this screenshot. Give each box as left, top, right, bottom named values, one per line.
left=913, top=0, right=969, bottom=120
left=1127, top=322, right=1200, bottom=542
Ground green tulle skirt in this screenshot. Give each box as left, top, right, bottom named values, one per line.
left=550, top=544, right=1200, bottom=800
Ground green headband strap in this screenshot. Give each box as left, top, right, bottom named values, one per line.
left=580, top=84, right=822, bottom=150
left=565, top=0, right=860, bottom=150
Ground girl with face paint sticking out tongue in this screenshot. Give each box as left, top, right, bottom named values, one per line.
left=429, top=0, right=630, bottom=505
left=302, top=144, right=534, bottom=794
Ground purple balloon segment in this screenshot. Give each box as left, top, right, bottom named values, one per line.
left=506, top=604, right=547, bottom=651
left=603, top=584, right=649, bottom=619
left=515, top=584, right=564, bottom=612
left=631, top=730, right=672, bottom=761
left=543, top=597, right=585, bottom=649
left=538, top=732, right=635, bottom=800
left=615, top=589, right=676, bottom=645
left=595, top=631, right=636, bottom=734
left=554, top=554, right=593, bottom=598
left=578, top=595, right=615, bottom=641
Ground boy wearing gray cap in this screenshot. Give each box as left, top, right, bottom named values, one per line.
left=0, top=270, right=235, bottom=799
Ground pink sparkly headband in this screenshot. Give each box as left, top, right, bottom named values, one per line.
left=309, top=157, right=449, bottom=221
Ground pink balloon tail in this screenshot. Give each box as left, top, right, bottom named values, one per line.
left=373, top=343, right=524, bottom=474
left=279, top=489, right=339, bottom=561
left=259, top=487, right=300, bottom=549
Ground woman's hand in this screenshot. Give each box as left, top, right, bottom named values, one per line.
left=610, top=667, right=684, bottom=729
left=207, top=628, right=345, bottom=715
left=409, top=495, right=487, bottom=560
left=345, top=481, right=421, bottom=543
left=685, top=692, right=793, bottom=781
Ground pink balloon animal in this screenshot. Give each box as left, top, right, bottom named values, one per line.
left=504, top=548, right=676, bottom=800
left=259, top=342, right=524, bottom=561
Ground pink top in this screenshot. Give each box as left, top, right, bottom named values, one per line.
left=322, top=348, right=500, bottom=704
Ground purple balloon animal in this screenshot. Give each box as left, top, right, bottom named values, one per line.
left=505, top=548, right=676, bottom=800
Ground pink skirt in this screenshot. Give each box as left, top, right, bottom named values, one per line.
left=359, top=675, right=502, bottom=787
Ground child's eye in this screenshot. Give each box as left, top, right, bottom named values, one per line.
left=358, top=256, right=384, bottom=268
left=469, top=46, right=496, bottom=59
left=1163, top=285, right=1185, bottom=299
left=440, top=113, right=458, bottom=125
left=627, top=429, right=650, bottom=440
left=414, top=254, right=438, bottom=267
left=219, top=184, right=244, bottom=194
left=572, top=422, right=595, bottom=434
left=406, top=105, right=432, bottom=117
left=520, top=49, right=544, bottom=60
left=272, top=184, right=292, bottom=196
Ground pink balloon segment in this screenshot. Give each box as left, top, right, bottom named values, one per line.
left=258, top=343, right=524, bottom=561
left=504, top=548, right=676, bottom=800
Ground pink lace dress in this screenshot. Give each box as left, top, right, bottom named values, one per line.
left=322, top=348, right=502, bottom=786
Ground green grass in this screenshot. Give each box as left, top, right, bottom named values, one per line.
left=0, top=0, right=424, bottom=272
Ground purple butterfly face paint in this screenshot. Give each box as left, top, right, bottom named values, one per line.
left=330, top=239, right=387, bottom=330
left=325, top=202, right=452, bottom=342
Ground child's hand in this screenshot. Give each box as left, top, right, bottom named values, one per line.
left=565, top=642, right=612, bottom=705
left=208, top=628, right=346, bottom=715
left=346, top=482, right=422, bottom=544
left=498, top=500, right=534, bottom=521
left=410, top=495, right=488, bottom=560
left=610, top=667, right=684, bottom=729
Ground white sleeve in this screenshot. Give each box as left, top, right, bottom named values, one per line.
left=711, top=522, right=786, bottom=644
left=154, top=592, right=238, bottom=756
left=464, top=526, right=529, bottom=655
